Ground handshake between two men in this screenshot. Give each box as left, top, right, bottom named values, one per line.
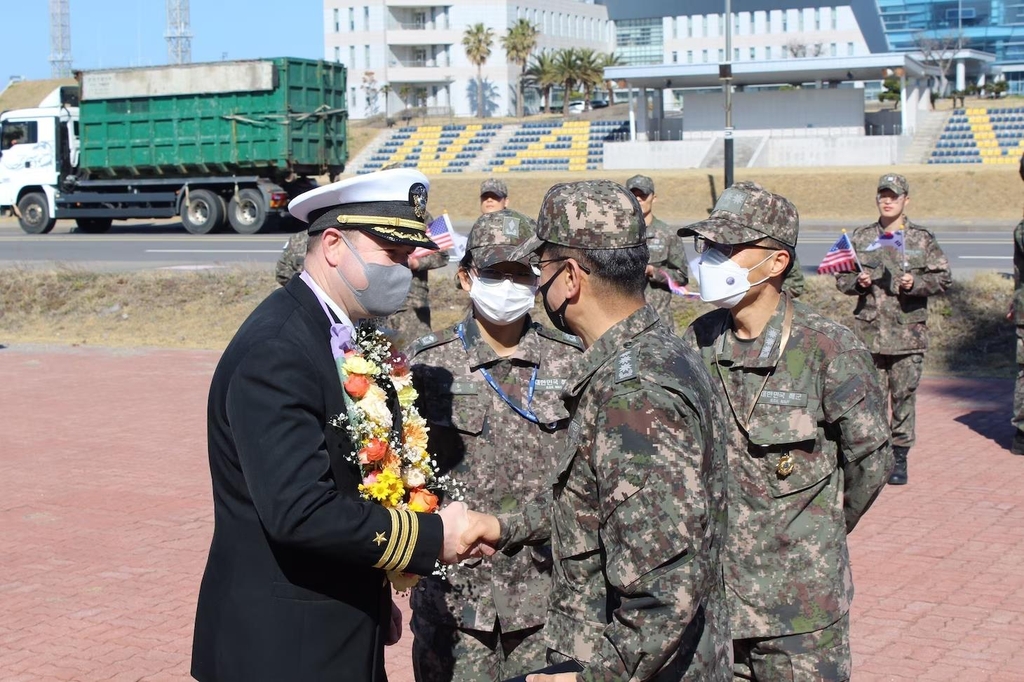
left=437, top=502, right=504, bottom=564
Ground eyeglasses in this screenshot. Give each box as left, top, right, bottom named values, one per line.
left=475, top=267, right=539, bottom=287
left=534, top=256, right=592, bottom=275
left=693, top=237, right=774, bottom=259
left=875, top=194, right=905, bottom=204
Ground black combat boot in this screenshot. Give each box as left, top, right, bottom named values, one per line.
left=1012, top=431, right=1024, bottom=456
left=888, top=446, right=908, bottom=485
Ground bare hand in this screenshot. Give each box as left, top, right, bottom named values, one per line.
left=385, top=600, right=403, bottom=645
left=899, top=273, right=914, bottom=291
left=458, top=510, right=502, bottom=558
left=856, top=271, right=872, bottom=288
left=438, top=501, right=470, bottom=564
left=527, top=673, right=578, bottom=682
left=408, top=255, right=421, bottom=271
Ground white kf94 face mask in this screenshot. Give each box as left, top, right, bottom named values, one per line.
left=697, top=247, right=773, bottom=309
left=469, top=274, right=538, bottom=324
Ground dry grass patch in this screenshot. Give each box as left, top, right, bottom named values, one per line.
left=0, top=268, right=1016, bottom=377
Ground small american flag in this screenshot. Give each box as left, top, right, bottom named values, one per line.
left=410, top=213, right=455, bottom=259
left=660, top=269, right=701, bottom=299
left=817, top=232, right=859, bottom=274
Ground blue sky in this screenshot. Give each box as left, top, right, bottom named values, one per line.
left=1, top=1, right=324, bottom=82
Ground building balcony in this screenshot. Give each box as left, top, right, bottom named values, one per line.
left=386, top=28, right=458, bottom=45
left=385, top=65, right=454, bottom=83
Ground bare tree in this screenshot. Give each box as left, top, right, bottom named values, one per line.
left=914, top=32, right=961, bottom=97
left=786, top=40, right=824, bottom=58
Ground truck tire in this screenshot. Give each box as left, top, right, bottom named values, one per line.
left=181, top=189, right=224, bottom=235
left=227, top=188, right=267, bottom=234
left=17, top=193, right=57, bottom=234
left=75, top=218, right=113, bottom=234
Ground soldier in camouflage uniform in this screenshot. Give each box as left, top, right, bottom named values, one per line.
left=835, top=174, right=951, bottom=485
left=274, top=216, right=450, bottom=344
left=782, top=256, right=805, bottom=298
left=480, top=178, right=510, bottom=214
left=626, top=175, right=690, bottom=333
left=407, top=209, right=583, bottom=682
left=680, top=181, right=893, bottom=681
left=465, top=180, right=731, bottom=681
left=1010, top=171, right=1024, bottom=455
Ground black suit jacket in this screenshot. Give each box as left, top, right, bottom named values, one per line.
left=191, top=275, right=443, bottom=682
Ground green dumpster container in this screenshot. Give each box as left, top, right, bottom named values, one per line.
left=77, top=57, right=347, bottom=179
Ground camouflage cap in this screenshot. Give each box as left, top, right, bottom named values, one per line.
left=466, top=208, right=538, bottom=268
left=509, top=180, right=646, bottom=261
left=877, top=173, right=909, bottom=196
left=625, top=174, right=655, bottom=196
left=480, top=178, right=509, bottom=198
left=679, top=181, right=799, bottom=248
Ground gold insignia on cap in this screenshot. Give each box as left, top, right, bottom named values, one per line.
left=776, top=454, right=795, bottom=478
left=335, top=215, right=426, bottom=231
left=409, top=183, right=428, bottom=220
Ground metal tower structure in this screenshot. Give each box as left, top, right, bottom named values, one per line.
left=165, top=0, right=193, bottom=65
left=49, top=0, right=73, bottom=78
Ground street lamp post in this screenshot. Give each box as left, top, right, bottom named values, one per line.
left=722, top=0, right=734, bottom=189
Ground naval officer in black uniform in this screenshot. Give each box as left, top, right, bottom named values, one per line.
left=191, top=168, right=470, bottom=682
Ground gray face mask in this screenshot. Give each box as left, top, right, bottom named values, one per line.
left=337, top=233, right=413, bottom=317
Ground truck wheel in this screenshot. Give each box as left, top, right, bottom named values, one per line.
left=75, top=218, right=113, bottom=234
left=228, top=188, right=267, bottom=234
left=181, top=189, right=224, bottom=235
left=17, top=193, right=57, bottom=234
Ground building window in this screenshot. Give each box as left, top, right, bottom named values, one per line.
left=334, top=46, right=340, bottom=62
left=614, top=17, right=664, bottom=66
left=365, top=45, right=371, bottom=67
left=832, top=8, right=838, bottom=30
left=350, top=86, right=356, bottom=107
left=702, top=16, right=708, bottom=37
left=718, top=48, right=724, bottom=61
left=766, top=45, right=772, bottom=59
left=687, top=16, right=693, bottom=37
left=830, top=42, right=837, bottom=56
left=333, top=8, right=339, bottom=32
left=782, top=46, right=788, bottom=59
left=798, top=10, right=804, bottom=31
left=765, top=12, right=771, bottom=33
left=847, top=42, right=855, bottom=56
left=749, top=47, right=756, bottom=60
left=672, top=51, right=678, bottom=63
left=671, top=17, right=677, bottom=39
left=782, top=12, right=788, bottom=32
left=349, top=45, right=355, bottom=66
left=701, top=49, right=708, bottom=62
left=719, top=14, right=724, bottom=36
left=348, top=7, right=355, bottom=31
left=364, top=6, right=370, bottom=31
left=734, top=14, right=740, bottom=35
left=687, top=50, right=693, bottom=63
left=814, top=8, right=821, bottom=30
left=734, top=47, right=740, bottom=61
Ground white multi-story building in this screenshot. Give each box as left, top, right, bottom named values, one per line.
left=324, top=1, right=612, bottom=119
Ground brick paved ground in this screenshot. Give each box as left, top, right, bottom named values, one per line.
left=1, top=345, right=1023, bottom=682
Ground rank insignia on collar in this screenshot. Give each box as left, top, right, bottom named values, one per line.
left=776, top=454, right=795, bottom=478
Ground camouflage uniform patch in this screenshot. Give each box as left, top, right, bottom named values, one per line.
left=408, top=313, right=581, bottom=680
left=644, top=216, right=689, bottom=334
left=683, top=294, right=892, bottom=644
left=274, top=231, right=309, bottom=287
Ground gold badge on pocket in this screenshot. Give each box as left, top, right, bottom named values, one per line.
left=776, top=454, right=795, bottom=478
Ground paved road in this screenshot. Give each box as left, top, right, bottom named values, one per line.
left=2, top=344, right=1023, bottom=681
left=0, top=217, right=1015, bottom=279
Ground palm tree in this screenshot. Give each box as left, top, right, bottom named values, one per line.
left=526, top=51, right=558, bottom=114
left=462, top=23, right=494, bottom=119
left=598, top=52, right=625, bottom=105
left=500, top=19, right=539, bottom=118
left=553, top=47, right=584, bottom=117
left=575, top=48, right=604, bottom=110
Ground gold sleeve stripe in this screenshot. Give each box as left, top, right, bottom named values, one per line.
left=373, top=508, right=402, bottom=570
left=393, top=510, right=420, bottom=572
left=335, top=215, right=427, bottom=232
left=379, top=508, right=410, bottom=572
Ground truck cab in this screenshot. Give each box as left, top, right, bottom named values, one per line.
left=0, top=87, right=79, bottom=233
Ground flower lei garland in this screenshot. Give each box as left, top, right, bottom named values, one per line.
left=328, top=324, right=460, bottom=591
